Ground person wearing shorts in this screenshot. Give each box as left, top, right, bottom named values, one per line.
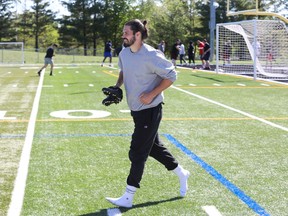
left=101, top=41, right=113, bottom=67
left=37, top=43, right=58, bottom=76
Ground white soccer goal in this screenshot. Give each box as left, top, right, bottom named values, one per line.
left=0, top=42, right=24, bottom=64
left=216, top=20, right=288, bottom=80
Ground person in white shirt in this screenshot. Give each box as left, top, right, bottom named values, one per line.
left=179, top=42, right=187, bottom=65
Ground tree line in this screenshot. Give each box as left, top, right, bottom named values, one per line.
left=1, top=0, right=287, bottom=56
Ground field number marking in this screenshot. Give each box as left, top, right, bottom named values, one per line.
left=0, top=111, right=16, bottom=120
left=50, top=110, right=111, bottom=119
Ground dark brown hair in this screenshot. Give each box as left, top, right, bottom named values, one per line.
left=125, top=19, right=148, bottom=40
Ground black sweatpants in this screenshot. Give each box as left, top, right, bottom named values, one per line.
left=127, top=103, right=178, bottom=188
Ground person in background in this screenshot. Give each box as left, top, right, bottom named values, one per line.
left=202, top=39, right=211, bottom=70
left=197, top=40, right=205, bottom=68
left=170, top=39, right=181, bottom=67
left=179, top=42, right=187, bottom=66
left=252, top=39, right=261, bottom=57
left=187, top=41, right=195, bottom=66
left=101, top=40, right=113, bottom=67
left=37, top=43, right=58, bottom=76
left=223, top=40, right=232, bottom=65
left=158, top=40, right=165, bottom=54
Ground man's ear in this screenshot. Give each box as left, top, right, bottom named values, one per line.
left=135, top=31, right=141, bottom=39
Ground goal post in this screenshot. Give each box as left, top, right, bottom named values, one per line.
left=216, top=20, right=288, bottom=80
left=0, top=42, right=24, bottom=64
left=226, top=0, right=288, bottom=24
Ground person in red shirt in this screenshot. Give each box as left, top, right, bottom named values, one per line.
left=197, top=40, right=205, bottom=68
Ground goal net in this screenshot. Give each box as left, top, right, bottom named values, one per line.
left=0, top=42, right=24, bottom=64
left=216, top=20, right=288, bottom=80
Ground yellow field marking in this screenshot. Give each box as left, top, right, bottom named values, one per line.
left=181, top=86, right=288, bottom=89
left=102, top=70, right=118, bottom=78
left=2, top=116, right=288, bottom=123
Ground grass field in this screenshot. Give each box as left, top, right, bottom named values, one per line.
left=0, top=61, right=288, bottom=216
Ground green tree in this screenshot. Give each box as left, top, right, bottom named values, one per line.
left=148, top=0, right=191, bottom=54
left=60, top=0, right=95, bottom=55
left=89, top=0, right=103, bottom=56
left=0, top=0, right=16, bottom=41
left=59, top=0, right=134, bottom=56
left=16, top=11, right=34, bottom=46
left=31, top=0, right=56, bottom=51
left=100, top=0, right=132, bottom=51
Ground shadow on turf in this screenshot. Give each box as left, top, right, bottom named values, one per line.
left=190, top=74, right=224, bottom=82
left=79, top=196, right=182, bottom=216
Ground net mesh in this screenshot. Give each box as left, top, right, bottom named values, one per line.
left=0, top=42, right=24, bottom=64
left=216, top=20, right=288, bottom=80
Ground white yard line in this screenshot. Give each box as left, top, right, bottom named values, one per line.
left=237, top=83, right=246, bottom=86
left=202, top=206, right=223, bottom=216
left=171, top=85, right=288, bottom=132
left=213, top=83, right=221, bottom=86
left=107, top=208, right=122, bottom=216
left=27, top=85, right=53, bottom=88
left=7, top=69, right=44, bottom=216
left=260, top=83, right=270, bottom=86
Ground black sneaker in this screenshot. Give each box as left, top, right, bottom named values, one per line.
left=37, top=70, right=41, bottom=76
left=50, top=72, right=53, bottom=76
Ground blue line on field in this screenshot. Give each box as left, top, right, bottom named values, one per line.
left=0, top=134, right=26, bottom=138
left=0, top=132, right=270, bottom=215
left=163, top=133, right=270, bottom=216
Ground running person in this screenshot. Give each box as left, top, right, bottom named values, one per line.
left=105, top=19, right=190, bottom=208
left=37, top=43, right=58, bottom=76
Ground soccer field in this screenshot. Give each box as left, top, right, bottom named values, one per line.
left=0, top=63, right=287, bottom=216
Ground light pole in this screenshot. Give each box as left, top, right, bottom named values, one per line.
left=209, top=0, right=219, bottom=62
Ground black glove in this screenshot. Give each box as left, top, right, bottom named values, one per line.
left=102, top=86, right=123, bottom=106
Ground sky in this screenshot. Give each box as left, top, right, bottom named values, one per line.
left=15, top=0, right=70, bottom=17
left=14, top=0, right=287, bottom=19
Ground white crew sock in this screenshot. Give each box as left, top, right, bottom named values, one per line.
left=106, top=185, right=137, bottom=208
left=173, top=165, right=190, bottom=197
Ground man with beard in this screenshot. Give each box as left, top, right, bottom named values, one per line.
left=105, top=19, right=190, bottom=208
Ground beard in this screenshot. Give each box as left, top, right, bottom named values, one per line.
left=123, top=36, right=136, bottom=47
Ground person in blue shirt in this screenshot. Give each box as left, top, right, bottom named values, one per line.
left=101, top=40, right=113, bottom=67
